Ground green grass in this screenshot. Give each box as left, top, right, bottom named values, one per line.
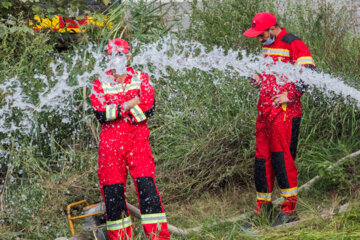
left=0, top=0, right=360, bottom=239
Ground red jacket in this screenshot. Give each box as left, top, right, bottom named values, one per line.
left=258, top=28, right=315, bottom=123
left=90, top=67, right=155, bottom=139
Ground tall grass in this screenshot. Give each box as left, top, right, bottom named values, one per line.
left=187, top=0, right=359, bottom=83
left=0, top=0, right=359, bottom=239
left=277, top=0, right=360, bottom=85
left=187, top=0, right=274, bottom=53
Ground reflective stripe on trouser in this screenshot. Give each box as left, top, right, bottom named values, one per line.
left=280, top=187, right=298, bottom=198
left=255, top=113, right=301, bottom=213
left=102, top=183, right=133, bottom=240
left=141, top=213, right=169, bottom=240
left=107, top=217, right=132, bottom=230
left=97, top=133, right=170, bottom=239
left=98, top=126, right=169, bottom=239
left=256, top=192, right=272, bottom=202
left=141, top=213, right=167, bottom=225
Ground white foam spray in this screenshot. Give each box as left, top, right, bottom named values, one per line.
left=0, top=36, right=359, bottom=148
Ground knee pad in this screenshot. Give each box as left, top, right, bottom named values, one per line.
left=103, top=183, right=129, bottom=220
left=135, top=177, right=163, bottom=214
left=271, top=152, right=290, bottom=189
left=254, top=158, right=269, bottom=192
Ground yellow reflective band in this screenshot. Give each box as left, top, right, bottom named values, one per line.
left=256, top=192, right=272, bottom=202
left=296, top=57, right=315, bottom=66
left=106, top=104, right=117, bottom=121
left=102, top=83, right=126, bottom=95
left=263, top=48, right=290, bottom=57
left=141, top=213, right=167, bottom=225
left=280, top=187, right=298, bottom=197
left=107, top=217, right=132, bottom=230
left=127, top=83, right=141, bottom=91
left=257, top=197, right=272, bottom=202
left=130, top=105, right=146, bottom=122
left=102, top=73, right=142, bottom=95
left=131, top=73, right=142, bottom=83
left=127, top=73, right=142, bottom=91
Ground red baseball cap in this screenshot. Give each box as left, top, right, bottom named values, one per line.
left=243, top=12, right=277, bottom=38
left=107, top=38, right=130, bottom=55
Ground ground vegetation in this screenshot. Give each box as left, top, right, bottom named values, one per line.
left=0, top=0, right=359, bottom=239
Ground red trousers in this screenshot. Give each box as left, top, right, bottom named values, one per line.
left=98, top=124, right=170, bottom=240
left=254, top=111, right=301, bottom=213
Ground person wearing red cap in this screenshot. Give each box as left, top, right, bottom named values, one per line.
left=90, top=38, right=170, bottom=240
left=242, top=12, right=316, bottom=228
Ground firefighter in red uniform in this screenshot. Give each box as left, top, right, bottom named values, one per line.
left=242, top=13, right=316, bottom=227
left=90, top=38, right=170, bottom=240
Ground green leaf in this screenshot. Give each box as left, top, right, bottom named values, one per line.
left=0, top=24, right=8, bottom=37
left=9, top=26, right=19, bottom=33
left=6, top=19, right=16, bottom=26
left=21, top=25, right=34, bottom=35
left=103, top=0, right=111, bottom=5
left=47, top=7, right=56, bottom=14
left=1, top=1, right=13, bottom=9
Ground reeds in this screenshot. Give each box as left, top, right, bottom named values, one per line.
left=0, top=0, right=359, bottom=239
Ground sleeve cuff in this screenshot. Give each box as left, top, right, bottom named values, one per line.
left=117, top=104, right=126, bottom=118
left=129, top=105, right=147, bottom=123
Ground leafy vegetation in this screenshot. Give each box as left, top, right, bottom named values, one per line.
left=0, top=0, right=359, bottom=239
left=0, top=0, right=110, bottom=20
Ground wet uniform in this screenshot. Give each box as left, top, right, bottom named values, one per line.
left=90, top=67, right=170, bottom=240
left=255, top=28, right=315, bottom=213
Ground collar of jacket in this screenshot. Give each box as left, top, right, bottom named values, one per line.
left=263, top=28, right=288, bottom=47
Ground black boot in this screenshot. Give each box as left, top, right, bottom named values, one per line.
left=241, top=204, right=274, bottom=229
left=271, top=212, right=299, bottom=227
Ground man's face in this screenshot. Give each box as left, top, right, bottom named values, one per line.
left=107, top=52, right=129, bottom=75
left=257, top=28, right=275, bottom=44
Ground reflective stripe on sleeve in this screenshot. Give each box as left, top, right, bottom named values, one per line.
left=141, top=213, right=167, bottom=225
left=107, top=217, right=132, bottom=231
left=106, top=104, right=117, bottom=121
left=280, top=187, right=298, bottom=197
left=130, top=105, right=146, bottom=122
left=262, top=48, right=290, bottom=57
left=256, top=192, right=272, bottom=202
left=296, top=56, right=315, bottom=66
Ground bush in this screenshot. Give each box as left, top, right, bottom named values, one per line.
left=277, top=0, right=360, bottom=84
left=187, top=0, right=274, bottom=53
left=0, top=0, right=359, bottom=239
left=187, top=0, right=360, bottom=83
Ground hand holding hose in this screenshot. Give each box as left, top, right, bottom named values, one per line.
left=248, top=75, right=261, bottom=88
left=272, top=93, right=290, bottom=108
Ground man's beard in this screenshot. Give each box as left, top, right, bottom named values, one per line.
left=261, top=30, right=274, bottom=44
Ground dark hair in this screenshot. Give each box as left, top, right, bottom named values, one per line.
left=266, top=24, right=280, bottom=31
